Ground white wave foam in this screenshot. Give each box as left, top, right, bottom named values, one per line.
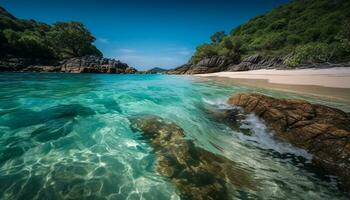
left=202, top=97, right=233, bottom=110
left=238, top=113, right=312, bottom=160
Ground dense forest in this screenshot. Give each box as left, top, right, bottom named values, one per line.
left=0, top=6, right=101, bottom=64
left=192, top=0, right=350, bottom=66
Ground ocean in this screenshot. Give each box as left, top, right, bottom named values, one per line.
left=0, top=73, right=348, bottom=199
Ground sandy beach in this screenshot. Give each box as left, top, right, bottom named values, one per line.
left=194, top=67, right=350, bottom=103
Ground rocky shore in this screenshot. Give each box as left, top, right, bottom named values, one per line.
left=227, top=93, right=350, bottom=191
left=167, top=54, right=350, bottom=74
left=127, top=93, right=350, bottom=195
left=0, top=55, right=138, bottom=74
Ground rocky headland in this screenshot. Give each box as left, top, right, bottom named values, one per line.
left=0, top=55, right=138, bottom=74
left=227, top=93, right=350, bottom=191
left=167, top=54, right=350, bottom=75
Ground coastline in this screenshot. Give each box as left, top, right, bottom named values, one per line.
left=194, top=67, right=350, bottom=103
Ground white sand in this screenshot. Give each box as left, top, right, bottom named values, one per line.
left=194, top=67, right=350, bottom=88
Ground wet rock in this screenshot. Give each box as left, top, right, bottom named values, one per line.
left=227, top=93, right=350, bottom=191
left=129, top=115, right=256, bottom=200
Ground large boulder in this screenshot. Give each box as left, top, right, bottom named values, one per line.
left=227, top=93, right=350, bottom=191
left=129, top=115, right=256, bottom=199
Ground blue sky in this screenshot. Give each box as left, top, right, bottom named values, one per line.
left=1, top=0, right=288, bottom=70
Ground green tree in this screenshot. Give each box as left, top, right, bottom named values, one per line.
left=210, top=31, right=226, bottom=44
left=338, top=20, right=350, bottom=52
left=48, top=22, right=102, bottom=58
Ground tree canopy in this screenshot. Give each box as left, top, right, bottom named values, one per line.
left=210, top=31, right=226, bottom=44
left=49, top=22, right=101, bottom=58
left=0, top=6, right=102, bottom=63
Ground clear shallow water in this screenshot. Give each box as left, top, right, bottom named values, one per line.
left=0, top=73, right=349, bottom=200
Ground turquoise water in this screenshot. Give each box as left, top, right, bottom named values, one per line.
left=0, top=73, right=349, bottom=200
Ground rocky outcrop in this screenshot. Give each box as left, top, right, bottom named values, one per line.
left=167, top=54, right=286, bottom=74
left=169, top=54, right=350, bottom=74
left=59, top=56, right=136, bottom=73
left=167, top=64, right=191, bottom=74
left=168, top=56, right=235, bottom=74
left=129, top=115, right=256, bottom=199
left=0, top=55, right=137, bottom=74
left=227, top=54, right=286, bottom=71
left=22, top=65, right=61, bottom=72
left=0, top=58, right=31, bottom=72
left=227, top=93, right=350, bottom=191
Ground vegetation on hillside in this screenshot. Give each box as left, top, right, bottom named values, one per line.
left=192, top=0, right=350, bottom=66
left=0, top=6, right=101, bottom=64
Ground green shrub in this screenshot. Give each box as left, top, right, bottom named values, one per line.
left=284, top=43, right=339, bottom=66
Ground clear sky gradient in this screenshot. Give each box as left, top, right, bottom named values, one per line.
left=1, top=0, right=288, bottom=70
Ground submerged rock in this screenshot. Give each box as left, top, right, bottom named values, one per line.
left=129, top=115, right=256, bottom=200
left=0, top=104, right=95, bottom=164
left=227, top=93, right=350, bottom=191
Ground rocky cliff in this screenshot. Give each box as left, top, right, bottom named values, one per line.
left=227, top=93, right=350, bottom=191
left=167, top=54, right=287, bottom=74
left=0, top=55, right=137, bottom=74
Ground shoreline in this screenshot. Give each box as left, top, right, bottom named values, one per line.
left=194, top=67, right=350, bottom=104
